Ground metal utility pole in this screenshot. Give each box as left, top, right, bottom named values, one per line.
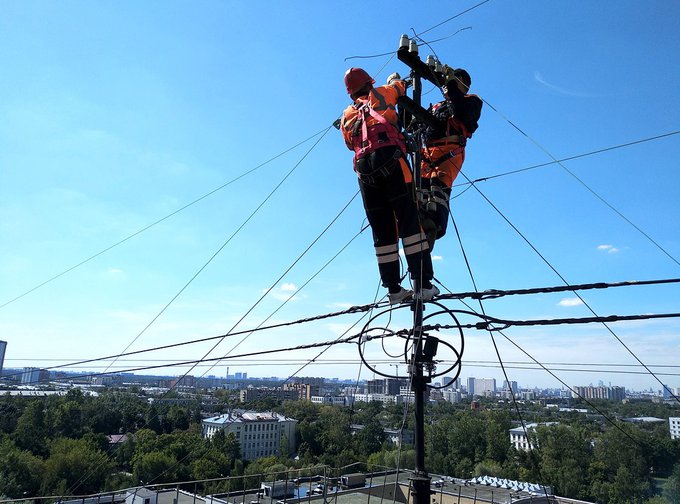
left=409, top=301, right=431, bottom=504
left=396, top=34, right=449, bottom=504
left=398, top=35, right=430, bottom=504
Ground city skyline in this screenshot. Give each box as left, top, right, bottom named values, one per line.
left=2, top=362, right=677, bottom=396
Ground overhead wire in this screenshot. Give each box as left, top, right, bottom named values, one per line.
left=457, top=168, right=680, bottom=403
left=99, top=124, right=335, bottom=381
left=177, top=189, right=363, bottom=382
left=436, top=282, right=647, bottom=453
left=0, top=127, right=329, bottom=311
left=14, top=357, right=680, bottom=370
left=140, top=224, right=383, bottom=487
left=443, top=210, right=551, bottom=496
left=414, top=0, right=491, bottom=37
left=67, top=121, right=338, bottom=494
left=65, top=331, right=366, bottom=494
left=456, top=130, right=680, bottom=187
left=415, top=42, right=679, bottom=269
left=7, top=80, right=677, bottom=383
left=12, top=358, right=680, bottom=377
left=67, top=159, right=359, bottom=493
left=344, top=27, right=472, bottom=61
left=479, top=99, right=680, bottom=267
left=4, top=277, right=678, bottom=382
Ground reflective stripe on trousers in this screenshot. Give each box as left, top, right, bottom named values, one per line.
left=402, top=232, right=429, bottom=256
left=375, top=243, right=400, bottom=264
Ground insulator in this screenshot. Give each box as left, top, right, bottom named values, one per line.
left=426, top=55, right=435, bottom=67
left=409, top=39, right=418, bottom=54
left=399, top=34, right=409, bottom=49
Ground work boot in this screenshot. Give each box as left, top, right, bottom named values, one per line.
left=388, top=287, right=413, bottom=304
left=418, top=284, right=440, bottom=301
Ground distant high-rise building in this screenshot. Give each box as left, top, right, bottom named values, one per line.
left=0, top=340, right=6, bottom=377
left=467, top=377, right=475, bottom=396
left=235, top=372, right=243, bottom=379
left=367, top=378, right=403, bottom=395
left=243, top=372, right=247, bottom=380
left=443, top=389, right=461, bottom=403
left=476, top=378, right=496, bottom=397
left=503, top=380, right=519, bottom=394
left=572, top=385, right=626, bottom=401
left=467, top=377, right=496, bottom=397
left=21, top=367, right=43, bottom=385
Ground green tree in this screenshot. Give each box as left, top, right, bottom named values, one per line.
left=318, top=406, right=351, bottom=460
left=0, top=398, right=20, bottom=434
left=534, top=424, right=591, bottom=499
left=0, top=437, right=44, bottom=498
left=593, top=425, right=652, bottom=486
left=353, top=420, right=386, bottom=457
left=607, top=465, right=651, bottom=504
left=297, top=421, right=322, bottom=457
left=190, top=451, right=232, bottom=481
left=447, top=412, right=486, bottom=472
left=484, top=411, right=511, bottom=463
left=50, top=399, right=85, bottom=439
left=473, top=460, right=503, bottom=477
left=210, top=430, right=241, bottom=462
left=13, top=400, right=48, bottom=456
left=41, top=437, right=113, bottom=495
left=665, top=463, right=680, bottom=504
left=163, top=405, right=191, bottom=432
left=132, top=451, right=178, bottom=484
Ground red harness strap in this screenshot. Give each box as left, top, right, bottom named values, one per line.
left=352, top=104, right=407, bottom=159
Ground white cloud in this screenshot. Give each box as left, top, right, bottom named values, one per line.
left=108, top=268, right=123, bottom=274
left=558, top=297, right=584, bottom=307
left=432, top=255, right=443, bottom=261
left=597, top=244, right=619, bottom=253
left=267, top=283, right=302, bottom=302
left=534, top=71, right=605, bottom=97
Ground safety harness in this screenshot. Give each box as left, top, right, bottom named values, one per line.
left=349, top=101, right=409, bottom=185
left=422, top=104, right=468, bottom=172
left=352, top=103, right=407, bottom=160
left=423, top=142, right=465, bottom=171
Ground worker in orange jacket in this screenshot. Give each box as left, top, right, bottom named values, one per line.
left=340, top=67, right=438, bottom=304
left=420, top=67, right=482, bottom=248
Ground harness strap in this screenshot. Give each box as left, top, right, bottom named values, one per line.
left=353, top=103, right=407, bottom=158
left=357, top=161, right=395, bottom=185
left=423, top=145, right=465, bottom=169
left=426, top=134, right=466, bottom=147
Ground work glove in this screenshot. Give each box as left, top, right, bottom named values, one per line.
left=441, top=64, right=456, bottom=81
left=387, top=72, right=401, bottom=85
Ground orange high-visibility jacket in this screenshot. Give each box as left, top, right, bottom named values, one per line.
left=421, top=93, right=482, bottom=187
left=341, top=80, right=407, bottom=154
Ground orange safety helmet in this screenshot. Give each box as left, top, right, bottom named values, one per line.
left=344, top=67, right=375, bottom=95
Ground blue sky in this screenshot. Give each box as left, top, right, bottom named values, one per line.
left=1, top=0, right=679, bottom=392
